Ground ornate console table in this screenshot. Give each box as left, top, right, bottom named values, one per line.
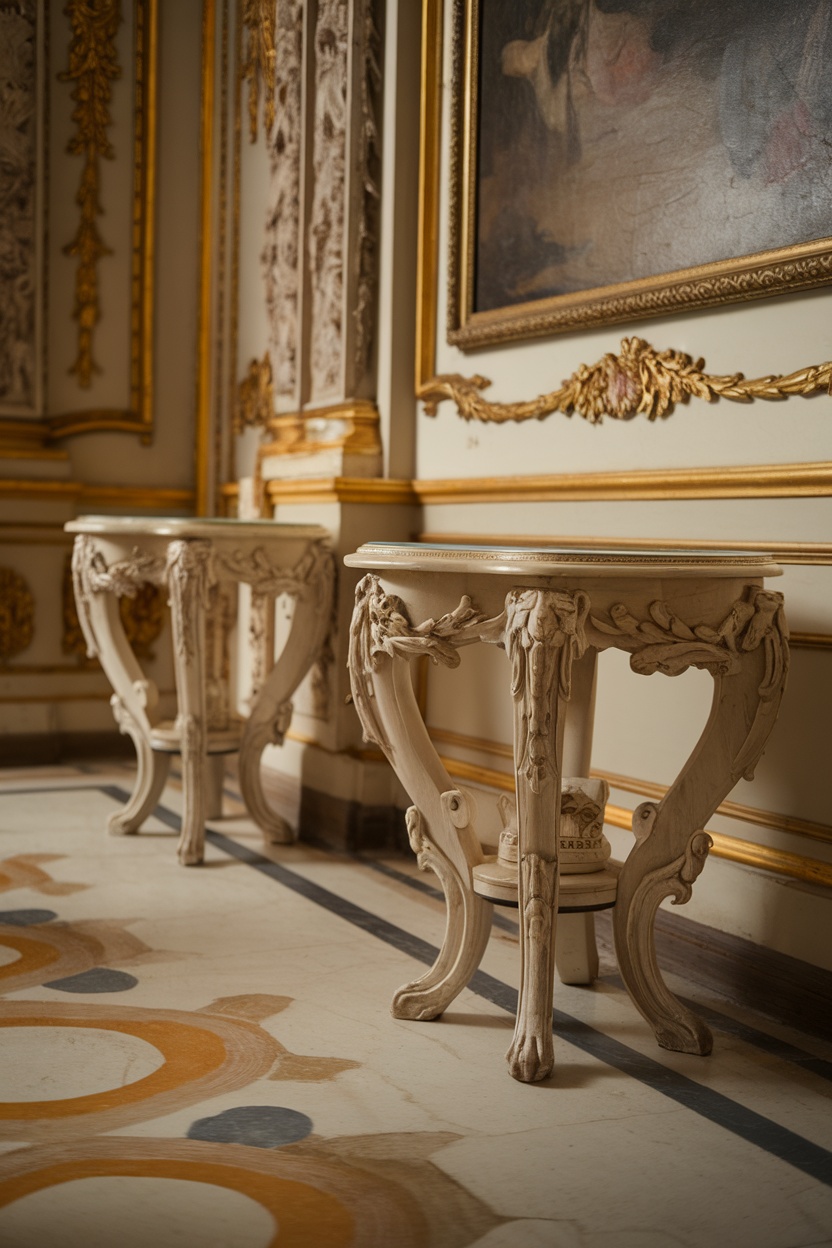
left=67, top=517, right=334, bottom=865
left=345, top=542, right=789, bottom=1083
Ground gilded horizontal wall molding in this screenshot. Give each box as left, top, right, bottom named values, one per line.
left=414, top=463, right=832, bottom=503
left=419, top=533, right=832, bottom=567
left=264, top=476, right=418, bottom=506
left=430, top=730, right=832, bottom=846
left=419, top=337, right=832, bottom=426
left=0, top=480, right=194, bottom=510
left=435, top=753, right=832, bottom=889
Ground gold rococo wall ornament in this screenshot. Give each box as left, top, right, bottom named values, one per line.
left=419, top=337, right=832, bottom=426
left=0, top=567, right=35, bottom=662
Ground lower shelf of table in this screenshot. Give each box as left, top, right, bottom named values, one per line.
left=149, top=719, right=244, bottom=756
left=472, top=857, right=620, bottom=911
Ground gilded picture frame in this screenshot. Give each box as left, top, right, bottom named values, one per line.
left=447, top=0, right=832, bottom=351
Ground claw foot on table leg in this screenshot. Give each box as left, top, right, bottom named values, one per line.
left=507, top=852, right=558, bottom=1082
left=392, top=805, right=492, bottom=1022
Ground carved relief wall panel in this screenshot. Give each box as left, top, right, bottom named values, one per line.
left=0, top=0, right=42, bottom=419
left=0, top=0, right=158, bottom=452
left=231, top=0, right=384, bottom=475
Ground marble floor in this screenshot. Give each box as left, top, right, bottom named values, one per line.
left=0, top=761, right=830, bottom=1248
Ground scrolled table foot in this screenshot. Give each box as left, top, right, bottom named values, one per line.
left=391, top=805, right=492, bottom=1021
left=107, top=711, right=170, bottom=837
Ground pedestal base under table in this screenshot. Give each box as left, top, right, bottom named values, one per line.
left=345, top=542, right=788, bottom=1083
left=67, top=517, right=334, bottom=866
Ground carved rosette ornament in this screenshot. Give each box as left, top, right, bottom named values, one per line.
left=419, top=336, right=832, bottom=426
left=0, top=566, right=35, bottom=662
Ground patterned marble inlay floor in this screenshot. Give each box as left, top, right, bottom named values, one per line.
left=0, top=761, right=830, bottom=1248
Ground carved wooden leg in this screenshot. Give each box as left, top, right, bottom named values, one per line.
left=166, top=540, right=214, bottom=866
left=504, top=588, right=590, bottom=1083
left=347, top=577, right=496, bottom=1020
left=238, top=589, right=328, bottom=843
left=376, top=662, right=493, bottom=1021
left=71, top=536, right=168, bottom=836
left=614, top=633, right=789, bottom=1053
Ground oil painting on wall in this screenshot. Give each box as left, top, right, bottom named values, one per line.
left=452, top=0, right=832, bottom=345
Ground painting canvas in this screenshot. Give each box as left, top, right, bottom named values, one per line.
left=452, top=0, right=832, bottom=344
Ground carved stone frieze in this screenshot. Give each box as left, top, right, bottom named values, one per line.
left=0, top=565, right=35, bottom=662
left=352, top=0, right=382, bottom=388
left=591, top=585, right=789, bottom=683
left=505, top=589, right=589, bottom=794
left=0, top=0, right=37, bottom=409
left=308, top=0, right=348, bottom=400
left=419, top=336, right=832, bottom=426
left=261, top=0, right=303, bottom=399
left=59, top=0, right=122, bottom=388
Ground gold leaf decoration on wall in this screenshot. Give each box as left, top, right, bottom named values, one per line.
left=60, top=0, right=123, bottom=389
left=0, top=567, right=35, bottom=663
left=419, top=337, right=832, bottom=425
left=234, top=353, right=275, bottom=431
left=242, top=0, right=276, bottom=144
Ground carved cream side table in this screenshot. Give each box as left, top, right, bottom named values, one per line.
left=66, top=517, right=334, bottom=865
left=345, top=542, right=789, bottom=1083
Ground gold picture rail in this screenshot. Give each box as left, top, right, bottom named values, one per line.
left=413, top=463, right=832, bottom=503
left=0, top=480, right=194, bottom=510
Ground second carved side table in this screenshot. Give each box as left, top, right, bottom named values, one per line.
left=67, top=517, right=334, bottom=865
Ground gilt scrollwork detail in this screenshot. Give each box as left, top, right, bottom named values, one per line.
left=242, top=0, right=276, bottom=144
left=59, top=0, right=122, bottom=388
left=0, top=566, right=35, bottom=662
left=419, top=336, right=832, bottom=426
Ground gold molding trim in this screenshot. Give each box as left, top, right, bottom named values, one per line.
left=420, top=533, right=832, bottom=567
left=603, top=804, right=832, bottom=892
left=0, top=480, right=194, bottom=510
left=430, top=731, right=832, bottom=846
left=596, top=771, right=832, bottom=849
left=0, top=421, right=67, bottom=460
left=419, top=336, right=832, bottom=426
left=60, top=0, right=122, bottom=389
left=263, top=476, right=418, bottom=506
left=435, top=754, right=832, bottom=889
left=49, top=0, right=158, bottom=441
left=414, top=463, right=832, bottom=504
left=241, top=0, right=275, bottom=144
left=791, top=633, right=832, bottom=651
